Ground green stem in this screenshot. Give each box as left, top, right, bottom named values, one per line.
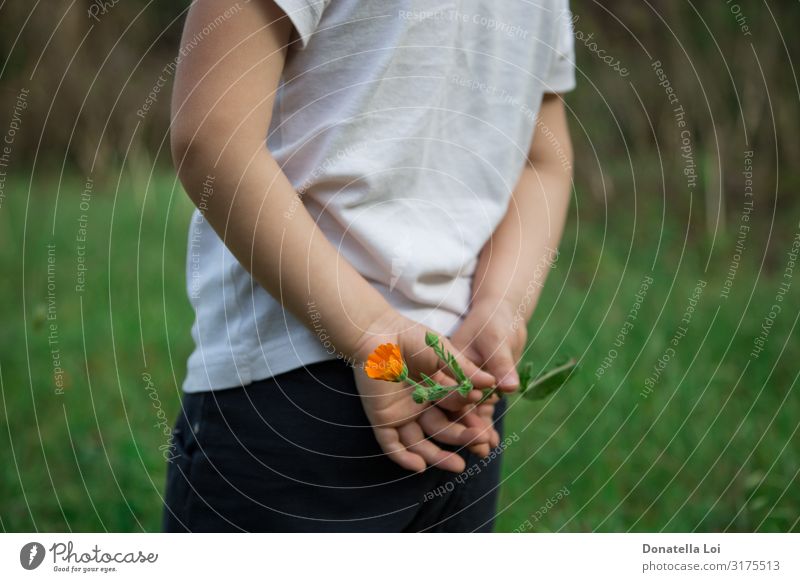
left=408, top=376, right=473, bottom=404
left=477, top=387, right=499, bottom=405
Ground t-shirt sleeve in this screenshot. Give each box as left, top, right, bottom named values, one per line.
left=272, top=0, right=329, bottom=49
left=544, top=1, right=576, bottom=93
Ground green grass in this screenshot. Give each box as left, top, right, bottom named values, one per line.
left=1, top=170, right=798, bottom=532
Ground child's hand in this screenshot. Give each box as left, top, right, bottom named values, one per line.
left=353, top=312, right=497, bottom=473
left=450, top=299, right=527, bottom=393
left=435, top=396, right=501, bottom=457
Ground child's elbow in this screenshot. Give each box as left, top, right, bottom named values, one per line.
left=170, top=118, right=239, bottom=210
left=170, top=117, right=271, bottom=206
left=529, top=140, right=574, bottom=182
left=171, top=122, right=210, bottom=195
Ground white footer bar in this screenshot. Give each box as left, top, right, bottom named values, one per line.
left=1, top=533, right=797, bottom=581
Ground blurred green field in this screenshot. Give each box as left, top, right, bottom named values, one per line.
left=1, top=170, right=798, bottom=532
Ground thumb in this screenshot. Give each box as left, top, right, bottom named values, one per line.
left=483, top=342, right=519, bottom=392
left=447, top=342, right=496, bottom=389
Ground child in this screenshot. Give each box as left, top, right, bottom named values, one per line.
left=164, top=0, right=575, bottom=532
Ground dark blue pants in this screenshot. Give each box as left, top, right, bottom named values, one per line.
left=162, top=360, right=505, bottom=532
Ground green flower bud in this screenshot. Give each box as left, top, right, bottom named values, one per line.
left=425, top=331, right=440, bottom=348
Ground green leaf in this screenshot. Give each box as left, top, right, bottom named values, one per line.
left=456, top=382, right=472, bottom=397
left=520, top=357, right=578, bottom=401
left=518, top=362, right=535, bottom=389
left=424, top=330, right=471, bottom=388
left=420, top=373, right=437, bottom=387
left=447, top=353, right=469, bottom=385
left=425, top=384, right=453, bottom=402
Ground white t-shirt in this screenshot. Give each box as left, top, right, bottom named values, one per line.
left=183, top=0, right=576, bottom=391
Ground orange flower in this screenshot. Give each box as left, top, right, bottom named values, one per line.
left=364, top=343, right=407, bottom=382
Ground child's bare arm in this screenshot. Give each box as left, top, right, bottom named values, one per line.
left=452, top=94, right=573, bottom=389
left=170, top=0, right=495, bottom=472
left=170, top=0, right=392, bottom=360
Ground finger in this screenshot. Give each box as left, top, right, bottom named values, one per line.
left=453, top=341, right=482, bottom=367
left=418, top=406, right=484, bottom=446
left=399, top=423, right=466, bottom=473
left=436, top=391, right=494, bottom=422
left=464, top=411, right=492, bottom=456
left=373, top=426, right=426, bottom=473
left=465, top=388, right=496, bottom=403
left=439, top=405, right=493, bottom=443
left=483, top=341, right=520, bottom=392
left=475, top=401, right=498, bottom=418
left=477, top=391, right=500, bottom=405
left=468, top=441, right=491, bottom=458
left=433, top=382, right=473, bottom=411
left=472, top=398, right=500, bottom=447
left=478, top=416, right=500, bottom=448
left=475, top=403, right=500, bottom=447
left=443, top=341, right=496, bottom=389
left=431, top=369, right=457, bottom=387
left=461, top=409, right=496, bottom=442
